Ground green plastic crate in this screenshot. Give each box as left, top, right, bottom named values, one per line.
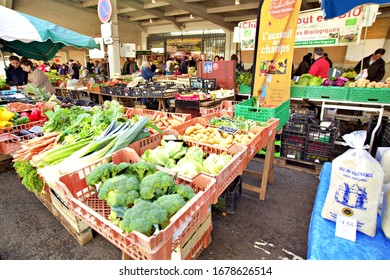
left=348, top=87, right=390, bottom=103
left=234, top=98, right=290, bottom=132
left=290, top=85, right=307, bottom=98
left=239, top=84, right=252, bottom=94
left=305, top=86, right=349, bottom=100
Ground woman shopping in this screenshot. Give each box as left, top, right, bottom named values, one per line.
left=20, top=57, right=56, bottom=94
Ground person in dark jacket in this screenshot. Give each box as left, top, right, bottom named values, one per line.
left=141, top=60, right=157, bottom=81
left=324, top=53, right=333, bottom=68
left=293, top=55, right=311, bottom=77
left=354, top=48, right=386, bottom=82
left=180, top=56, right=188, bottom=74
left=5, top=55, right=28, bottom=86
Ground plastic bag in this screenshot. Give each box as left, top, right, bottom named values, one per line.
left=321, top=130, right=384, bottom=237
left=381, top=183, right=390, bottom=238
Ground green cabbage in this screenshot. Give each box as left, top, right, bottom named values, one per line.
left=203, top=153, right=233, bottom=175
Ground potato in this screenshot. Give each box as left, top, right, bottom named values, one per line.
left=195, top=123, right=205, bottom=129
left=248, top=132, right=255, bottom=139
left=199, top=128, right=208, bottom=134
left=185, top=126, right=196, bottom=135
left=222, top=132, right=229, bottom=138
left=183, top=135, right=194, bottom=141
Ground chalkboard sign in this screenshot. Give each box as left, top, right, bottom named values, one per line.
left=218, top=126, right=239, bottom=135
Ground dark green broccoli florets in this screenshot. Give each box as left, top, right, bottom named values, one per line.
left=139, top=171, right=175, bottom=200
left=154, top=194, right=186, bottom=218
left=119, top=200, right=169, bottom=235
left=131, top=161, right=157, bottom=181
left=98, top=174, right=140, bottom=207
left=169, top=184, right=196, bottom=201
left=86, top=162, right=132, bottom=187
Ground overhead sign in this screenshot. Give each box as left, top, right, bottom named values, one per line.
left=295, top=6, right=363, bottom=47
left=237, top=6, right=364, bottom=50
left=252, top=0, right=302, bottom=106
left=97, top=0, right=112, bottom=24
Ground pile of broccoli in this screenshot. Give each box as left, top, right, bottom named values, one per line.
left=85, top=161, right=196, bottom=236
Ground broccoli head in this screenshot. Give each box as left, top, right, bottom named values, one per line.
left=139, top=171, right=175, bottom=200
left=170, top=184, right=196, bottom=201
left=86, top=162, right=132, bottom=187
left=98, top=174, right=140, bottom=207
left=119, top=200, right=169, bottom=236
left=154, top=194, right=186, bottom=218
left=131, top=161, right=157, bottom=181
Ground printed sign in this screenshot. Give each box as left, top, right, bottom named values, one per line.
left=252, top=0, right=302, bottom=106
left=295, top=6, right=363, bottom=47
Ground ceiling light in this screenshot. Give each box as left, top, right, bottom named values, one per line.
left=235, top=0, right=240, bottom=5
left=190, top=14, right=194, bottom=19
left=152, top=0, right=156, bottom=3
left=149, top=18, right=153, bottom=23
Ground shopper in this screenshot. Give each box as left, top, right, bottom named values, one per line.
left=180, top=56, right=188, bottom=74
left=354, top=48, right=386, bottom=82
left=86, top=59, right=94, bottom=74
left=165, top=57, right=174, bottom=75
left=58, top=63, right=68, bottom=75
left=129, top=58, right=139, bottom=74
left=324, top=53, right=333, bottom=68
left=80, top=66, right=90, bottom=80
left=122, top=58, right=131, bottom=75
left=308, top=47, right=330, bottom=78
left=200, top=53, right=207, bottom=61
left=293, top=55, right=311, bottom=77
left=213, top=55, right=220, bottom=61
left=141, top=60, right=157, bottom=81
left=20, top=57, right=55, bottom=94
left=71, top=62, right=80, bottom=80
left=173, top=65, right=182, bottom=75
left=98, top=59, right=108, bottom=80
left=219, top=56, right=225, bottom=61
left=5, top=55, right=28, bottom=86
left=231, top=54, right=245, bottom=72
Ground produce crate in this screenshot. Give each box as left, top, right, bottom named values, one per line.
left=153, top=111, right=192, bottom=122
left=290, top=85, right=307, bottom=98
left=125, top=108, right=158, bottom=119
left=199, top=100, right=240, bottom=118
left=283, top=116, right=311, bottom=134
left=305, top=86, right=349, bottom=101
left=6, top=102, right=35, bottom=112
left=281, top=130, right=306, bottom=160
left=348, top=87, right=390, bottom=103
left=212, top=175, right=242, bottom=214
left=234, top=98, right=290, bottom=132
left=56, top=148, right=215, bottom=260
left=0, top=119, right=46, bottom=154
left=239, top=84, right=252, bottom=94
left=171, top=213, right=212, bottom=260
left=307, top=122, right=339, bottom=144
left=202, top=111, right=234, bottom=122
left=134, top=129, right=247, bottom=204
left=305, top=141, right=333, bottom=164
left=171, top=117, right=279, bottom=167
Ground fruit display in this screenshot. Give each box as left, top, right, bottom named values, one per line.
left=347, top=77, right=390, bottom=88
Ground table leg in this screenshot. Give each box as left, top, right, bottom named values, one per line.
left=98, top=94, right=103, bottom=105
left=258, top=132, right=276, bottom=200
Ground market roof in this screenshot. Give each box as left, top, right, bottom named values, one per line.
left=65, top=0, right=324, bottom=32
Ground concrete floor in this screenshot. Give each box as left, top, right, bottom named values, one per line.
left=0, top=159, right=319, bottom=260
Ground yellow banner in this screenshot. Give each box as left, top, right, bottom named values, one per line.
left=253, top=0, right=302, bottom=106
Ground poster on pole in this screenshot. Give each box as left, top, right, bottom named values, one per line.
left=252, top=0, right=302, bottom=106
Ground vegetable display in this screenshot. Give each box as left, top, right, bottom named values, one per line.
left=182, top=123, right=257, bottom=147
left=85, top=162, right=196, bottom=236
left=209, top=115, right=267, bottom=131
left=141, top=138, right=233, bottom=178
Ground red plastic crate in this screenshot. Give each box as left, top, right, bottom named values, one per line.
left=135, top=131, right=247, bottom=204
left=171, top=117, right=279, bottom=167
left=55, top=148, right=215, bottom=260
left=200, top=100, right=240, bottom=118
left=125, top=107, right=158, bottom=119
left=0, top=119, right=47, bottom=154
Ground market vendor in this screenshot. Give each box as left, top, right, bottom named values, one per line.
left=5, top=55, right=28, bottom=86
left=20, top=57, right=56, bottom=94
left=354, top=48, right=386, bottom=82
left=308, top=47, right=330, bottom=78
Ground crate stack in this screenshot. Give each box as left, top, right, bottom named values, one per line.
left=305, top=121, right=339, bottom=163
left=281, top=115, right=309, bottom=160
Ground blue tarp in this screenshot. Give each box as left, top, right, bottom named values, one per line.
left=321, top=0, right=390, bottom=18
left=307, top=162, right=390, bottom=260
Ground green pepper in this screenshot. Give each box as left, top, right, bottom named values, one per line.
left=15, top=116, right=30, bottom=125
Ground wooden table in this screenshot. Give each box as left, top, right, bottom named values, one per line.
left=55, top=87, right=88, bottom=99
left=88, top=91, right=176, bottom=112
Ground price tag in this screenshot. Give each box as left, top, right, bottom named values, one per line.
left=218, top=126, right=239, bottom=135
left=335, top=215, right=357, bottom=242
